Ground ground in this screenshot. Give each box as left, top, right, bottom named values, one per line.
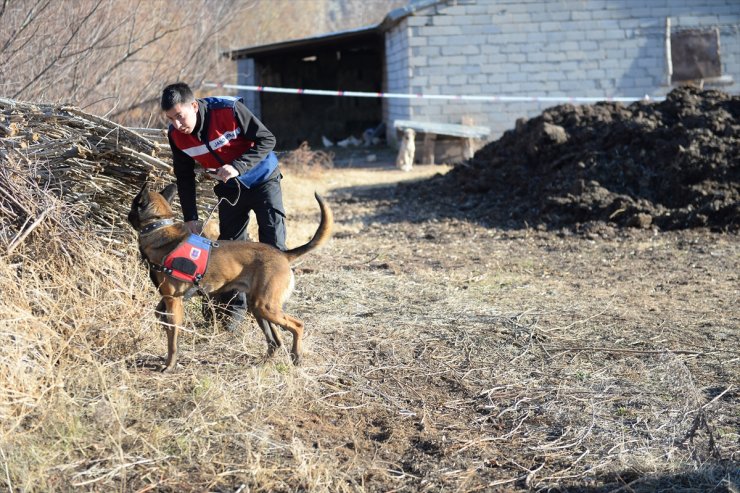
left=1, top=102, right=737, bottom=492
left=215, top=159, right=738, bottom=492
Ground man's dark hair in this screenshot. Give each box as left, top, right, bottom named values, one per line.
left=161, top=82, right=195, bottom=111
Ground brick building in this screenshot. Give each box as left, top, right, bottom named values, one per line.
left=229, top=0, right=739, bottom=156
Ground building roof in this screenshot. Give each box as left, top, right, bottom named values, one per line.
left=227, top=24, right=381, bottom=60
left=227, top=0, right=447, bottom=60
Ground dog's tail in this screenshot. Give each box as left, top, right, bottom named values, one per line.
left=284, top=192, right=334, bottom=263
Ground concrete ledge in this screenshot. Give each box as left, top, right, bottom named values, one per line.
left=393, top=119, right=490, bottom=139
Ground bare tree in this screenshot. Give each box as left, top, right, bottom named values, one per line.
left=0, top=0, right=403, bottom=126
left=0, top=0, right=243, bottom=123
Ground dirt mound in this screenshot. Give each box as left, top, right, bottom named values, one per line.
left=423, top=86, right=739, bottom=231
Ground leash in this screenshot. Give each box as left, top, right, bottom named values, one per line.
left=200, top=173, right=241, bottom=234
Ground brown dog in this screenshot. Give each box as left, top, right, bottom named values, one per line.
left=128, top=183, right=333, bottom=372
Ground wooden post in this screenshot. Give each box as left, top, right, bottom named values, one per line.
left=462, top=137, right=475, bottom=160
left=422, top=132, right=436, bottom=164
left=461, top=116, right=476, bottom=161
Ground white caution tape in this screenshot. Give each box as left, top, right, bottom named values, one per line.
left=205, top=82, right=665, bottom=103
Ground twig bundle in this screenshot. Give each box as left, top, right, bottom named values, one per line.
left=0, top=97, right=172, bottom=235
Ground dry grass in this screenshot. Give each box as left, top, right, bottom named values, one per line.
left=1, top=159, right=738, bottom=492
left=278, top=142, right=334, bottom=177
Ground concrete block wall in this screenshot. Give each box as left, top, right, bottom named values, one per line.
left=383, top=22, right=412, bottom=131
left=384, top=0, right=740, bottom=144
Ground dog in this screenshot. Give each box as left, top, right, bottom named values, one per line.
left=127, top=183, right=333, bottom=372
left=396, top=128, right=415, bottom=171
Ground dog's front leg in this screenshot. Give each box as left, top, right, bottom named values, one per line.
left=161, top=295, right=183, bottom=372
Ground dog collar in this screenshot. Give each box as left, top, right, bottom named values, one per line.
left=139, top=218, right=176, bottom=235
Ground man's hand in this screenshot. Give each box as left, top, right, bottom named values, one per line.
left=216, top=164, right=239, bottom=182
left=185, top=220, right=202, bottom=234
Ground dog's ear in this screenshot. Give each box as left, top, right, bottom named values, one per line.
left=161, top=183, right=177, bottom=204
left=136, top=183, right=151, bottom=208
left=128, top=182, right=150, bottom=228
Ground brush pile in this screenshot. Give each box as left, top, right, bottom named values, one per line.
left=0, top=97, right=172, bottom=242
left=421, top=86, right=739, bottom=232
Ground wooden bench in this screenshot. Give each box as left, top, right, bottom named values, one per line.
left=393, top=119, right=490, bottom=169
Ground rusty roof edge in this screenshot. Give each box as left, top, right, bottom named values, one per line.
left=379, top=0, right=447, bottom=30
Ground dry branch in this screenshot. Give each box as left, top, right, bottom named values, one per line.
left=0, top=97, right=172, bottom=234
left=6, top=207, right=50, bottom=254
left=545, top=345, right=738, bottom=356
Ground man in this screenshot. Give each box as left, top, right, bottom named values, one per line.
left=161, top=82, right=286, bottom=330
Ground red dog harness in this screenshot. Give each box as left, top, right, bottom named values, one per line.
left=161, top=234, right=214, bottom=284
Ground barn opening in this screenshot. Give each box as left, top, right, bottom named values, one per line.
left=229, top=27, right=384, bottom=150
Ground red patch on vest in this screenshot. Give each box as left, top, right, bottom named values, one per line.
left=162, top=235, right=212, bottom=283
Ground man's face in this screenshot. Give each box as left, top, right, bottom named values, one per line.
left=165, top=100, right=198, bottom=134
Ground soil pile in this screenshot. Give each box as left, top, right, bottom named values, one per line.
left=424, top=86, right=739, bottom=231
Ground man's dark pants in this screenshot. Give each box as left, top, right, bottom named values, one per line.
left=209, top=170, right=286, bottom=324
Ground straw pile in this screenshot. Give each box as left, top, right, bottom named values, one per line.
left=0, top=97, right=172, bottom=239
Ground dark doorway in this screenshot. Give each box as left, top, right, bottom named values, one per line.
left=253, top=33, right=383, bottom=150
